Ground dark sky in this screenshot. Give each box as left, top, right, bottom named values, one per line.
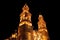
left=0, top=0, right=56, bottom=40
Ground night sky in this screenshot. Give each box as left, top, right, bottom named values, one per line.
left=0, top=0, right=56, bottom=40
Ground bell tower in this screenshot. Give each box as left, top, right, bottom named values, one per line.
left=17, top=4, right=33, bottom=40
left=37, top=15, right=50, bottom=40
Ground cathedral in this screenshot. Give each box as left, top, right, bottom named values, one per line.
left=5, top=4, right=50, bottom=40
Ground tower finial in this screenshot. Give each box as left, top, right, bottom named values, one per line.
left=22, top=4, right=29, bottom=11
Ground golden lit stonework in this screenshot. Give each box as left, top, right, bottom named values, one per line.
left=5, top=4, right=50, bottom=40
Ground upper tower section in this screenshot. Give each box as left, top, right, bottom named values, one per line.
left=20, top=4, right=32, bottom=22
left=19, top=4, right=32, bottom=26
left=38, top=15, right=46, bottom=30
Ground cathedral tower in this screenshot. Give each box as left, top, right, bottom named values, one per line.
left=17, top=4, right=33, bottom=40
left=37, top=15, right=50, bottom=40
